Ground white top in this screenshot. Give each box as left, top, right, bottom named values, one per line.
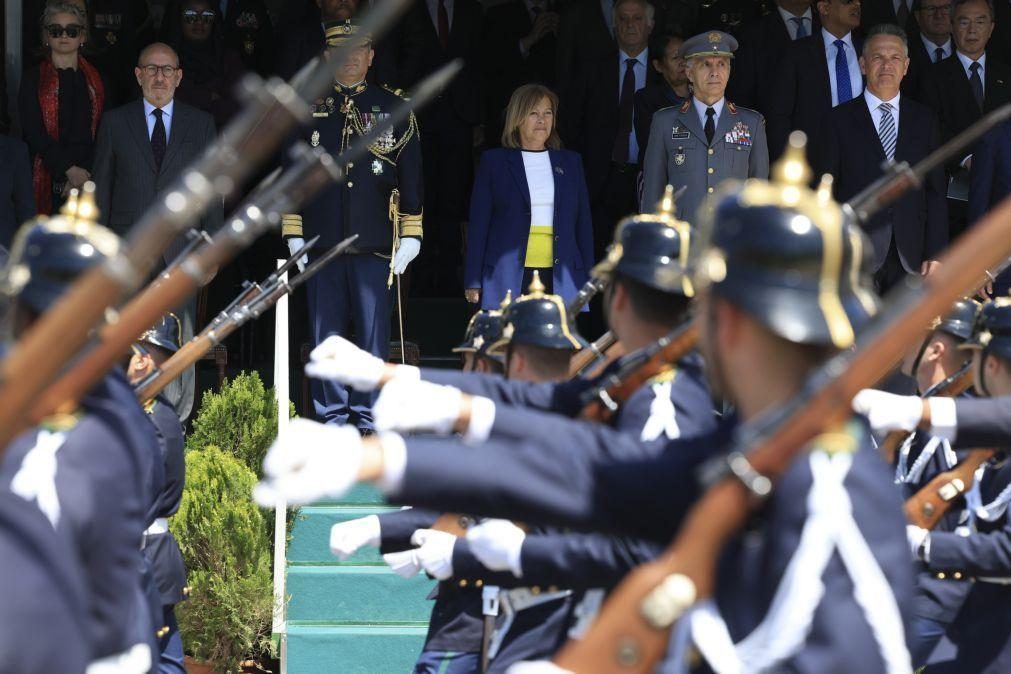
left=822, top=29, right=863, bottom=106
left=521, top=150, right=555, bottom=227
left=143, top=98, right=174, bottom=141
left=777, top=6, right=813, bottom=40
left=864, top=89, right=900, bottom=136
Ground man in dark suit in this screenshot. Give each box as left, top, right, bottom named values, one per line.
left=862, top=0, right=921, bottom=36
left=555, top=0, right=615, bottom=106
left=561, top=0, right=658, bottom=257
left=0, top=135, right=36, bottom=256
left=92, top=42, right=221, bottom=422
left=822, top=24, right=947, bottom=293
left=767, top=0, right=864, bottom=161
left=967, top=119, right=1011, bottom=295
left=919, top=0, right=1010, bottom=238
left=393, top=0, right=483, bottom=296
left=275, top=0, right=357, bottom=79
left=727, top=0, right=818, bottom=116
left=903, top=0, right=953, bottom=99
left=482, top=0, right=560, bottom=146
left=633, top=31, right=689, bottom=165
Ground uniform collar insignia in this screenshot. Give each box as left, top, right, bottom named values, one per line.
left=680, top=100, right=691, bottom=113
left=727, top=101, right=738, bottom=114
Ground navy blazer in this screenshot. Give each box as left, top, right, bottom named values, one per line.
left=0, top=135, right=35, bottom=251
left=466, top=148, right=594, bottom=310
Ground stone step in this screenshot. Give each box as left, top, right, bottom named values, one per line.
left=286, top=624, right=427, bottom=674
left=289, top=506, right=400, bottom=565
left=286, top=565, right=435, bottom=623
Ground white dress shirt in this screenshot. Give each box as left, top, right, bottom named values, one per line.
left=143, top=98, right=174, bottom=141
left=921, top=35, right=952, bottom=63
left=692, top=96, right=726, bottom=133
left=778, top=6, right=813, bottom=40
left=957, top=50, right=986, bottom=96
left=864, top=89, right=901, bottom=138
left=618, top=48, right=649, bottom=163
left=822, top=29, right=863, bottom=106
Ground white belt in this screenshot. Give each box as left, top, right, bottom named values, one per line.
left=145, top=518, right=169, bottom=536
left=86, top=643, right=152, bottom=674
left=977, top=576, right=1011, bottom=585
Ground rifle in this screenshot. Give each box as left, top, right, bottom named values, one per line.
left=551, top=172, right=1011, bottom=674
left=568, top=330, right=619, bottom=378
left=132, top=236, right=320, bottom=399
left=23, top=62, right=460, bottom=434
left=578, top=320, right=698, bottom=422
left=136, top=236, right=357, bottom=403
left=568, top=277, right=607, bottom=316
left=164, top=229, right=214, bottom=274
left=0, top=0, right=416, bottom=449
left=878, top=361, right=974, bottom=464
left=906, top=448, right=995, bottom=530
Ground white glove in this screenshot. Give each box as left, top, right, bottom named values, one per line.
left=393, top=237, right=421, bottom=275
left=383, top=549, right=422, bottom=578
left=412, top=528, right=457, bottom=580
left=373, top=378, right=463, bottom=434
left=467, top=519, right=526, bottom=577
left=253, top=420, right=362, bottom=507
left=506, top=662, right=574, bottom=674
left=306, top=335, right=389, bottom=390
left=852, top=389, right=924, bottom=435
left=287, top=236, right=308, bottom=273
left=907, top=525, right=929, bottom=561
left=329, top=514, right=381, bottom=560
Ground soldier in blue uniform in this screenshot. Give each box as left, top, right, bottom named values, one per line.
left=0, top=193, right=159, bottom=672
left=641, top=30, right=770, bottom=221
left=454, top=307, right=506, bottom=376
left=283, top=20, right=423, bottom=432
left=129, top=314, right=190, bottom=674
left=258, top=137, right=916, bottom=672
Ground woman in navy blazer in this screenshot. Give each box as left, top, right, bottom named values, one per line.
left=464, top=84, right=594, bottom=310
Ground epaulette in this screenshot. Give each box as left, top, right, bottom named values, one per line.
left=382, top=83, right=409, bottom=100
left=39, top=410, right=81, bottom=433
left=811, top=421, right=860, bottom=455
left=647, top=366, right=678, bottom=385
left=727, top=101, right=738, bottom=114
left=727, top=100, right=763, bottom=118
left=680, top=99, right=691, bottom=113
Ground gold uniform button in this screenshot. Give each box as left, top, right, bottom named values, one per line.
left=936, top=572, right=946, bottom=580
left=707, top=167, right=715, bottom=174
left=347, top=162, right=354, bottom=169
left=531, top=586, right=541, bottom=595
left=548, top=585, right=559, bottom=593
left=707, top=149, right=714, bottom=155
left=475, top=579, right=484, bottom=587
left=953, top=572, right=963, bottom=580
left=347, top=182, right=354, bottom=188
left=459, top=579, right=468, bottom=588
left=707, top=187, right=714, bottom=193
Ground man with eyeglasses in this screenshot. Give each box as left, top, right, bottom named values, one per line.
left=920, top=0, right=1011, bottom=239
left=92, top=42, right=221, bottom=423
left=903, top=0, right=954, bottom=96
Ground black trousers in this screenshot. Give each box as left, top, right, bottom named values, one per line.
left=590, top=162, right=639, bottom=260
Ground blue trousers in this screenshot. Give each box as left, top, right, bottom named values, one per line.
left=413, top=650, right=481, bottom=673
left=306, top=253, right=392, bottom=431
left=157, top=606, right=186, bottom=674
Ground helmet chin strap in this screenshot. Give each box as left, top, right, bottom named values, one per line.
left=978, top=350, right=993, bottom=398
left=909, top=332, right=933, bottom=393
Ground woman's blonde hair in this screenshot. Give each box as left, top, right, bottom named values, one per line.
left=501, top=84, right=562, bottom=150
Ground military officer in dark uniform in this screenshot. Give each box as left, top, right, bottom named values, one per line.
left=283, top=20, right=423, bottom=433
left=129, top=314, right=189, bottom=674
left=641, top=30, right=770, bottom=221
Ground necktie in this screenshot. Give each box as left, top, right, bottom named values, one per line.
left=878, top=102, right=896, bottom=160
left=896, top=0, right=909, bottom=27
left=705, top=107, right=716, bottom=145
left=934, top=47, right=944, bottom=63
left=612, top=58, right=637, bottom=163
left=790, top=16, right=808, bottom=39
left=834, top=39, right=853, bottom=105
left=970, top=61, right=984, bottom=110
left=151, top=108, right=166, bottom=171
left=438, top=0, right=450, bottom=51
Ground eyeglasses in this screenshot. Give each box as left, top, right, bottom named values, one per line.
left=138, top=64, right=179, bottom=78
left=919, top=4, right=952, bottom=14
left=182, top=10, right=216, bottom=24
left=46, top=24, right=83, bottom=39
left=955, top=16, right=993, bottom=29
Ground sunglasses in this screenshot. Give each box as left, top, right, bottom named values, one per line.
left=46, top=24, right=83, bottom=39
left=182, top=10, right=216, bottom=24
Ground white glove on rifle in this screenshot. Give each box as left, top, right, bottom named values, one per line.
left=374, top=379, right=463, bottom=434
left=383, top=549, right=422, bottom=578
left=907, top=525, right=930, bottom=562
left=412, top=528, right=457, bottom=581
left=253, top=420, right=362, bottom=507
left=852, top=389, right=924, bottom=435
left=393, top=238, right=421, bottom=275
left=329, top=515, right=381, bottom=560
left=305, top=335, right=420, bottom=390
left=287, top=237, right=308, bottom=273
left=467, top=519, right=526, bottom=577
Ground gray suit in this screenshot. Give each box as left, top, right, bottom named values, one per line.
left=641, top=98, right=769, bottom=221
left=92, top=99, right=221, bottom=422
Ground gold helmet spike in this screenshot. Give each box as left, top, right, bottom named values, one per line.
left=60, top=188, right=80, bottom=219
left=499, top=289, right=513, bottom=310
left=816, top=174, right=834, bottom=205
left=74, top=182, right=99, bottom=224
left=526, top=270, right=546, bottom=297
left=657, top=184, right=676, bottom=220
left=772, top=131, right=813, bottom=206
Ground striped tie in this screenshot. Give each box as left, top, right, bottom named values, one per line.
left=878, top=102, right=896, bottom=160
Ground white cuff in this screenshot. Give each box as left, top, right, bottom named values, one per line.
left=390, top=364, right=421, bottom=383
left=928, top=396, right=958, bottom=443
left=377, top=432, right=408, bottom=494
left=463, top=396, right=497, bottom=445
left=923, top=533, right=932, bottom=563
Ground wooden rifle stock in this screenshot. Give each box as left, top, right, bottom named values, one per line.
left=568, top=330, right=619, bottom=378
left=553, top=191, right=1011, bottom=674
left=905, top=448, right=995, bottom=530
left=578, top=322, right=698, bottom=423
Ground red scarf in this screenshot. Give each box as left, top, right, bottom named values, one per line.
left=33, top=56, right=105, bottom=215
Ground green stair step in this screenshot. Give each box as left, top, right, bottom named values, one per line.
left=286, top=565, right=435, bottom=623
left=313, top=483, right=387, bottom=506
left=286, top=624, right=428, bottom=674
left=289, top=506, right=400, bottom=565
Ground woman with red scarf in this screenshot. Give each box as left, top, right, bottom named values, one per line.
left=19, top=2, right=105, bottom=214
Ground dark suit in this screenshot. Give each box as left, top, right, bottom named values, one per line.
left=820, top=95, right=947, bottom=288
left=967, top=119, right=1011, bottom=294
left=92, top=99, right=221, bottom=422
left=767, top=32, right=863, bottom=162
left=554, top=0, right=613, bottom=107
left=903, top=35, right=947, bottom=103
left=0, top=136, right=36, bottom=252
left=861, top=0, right=920, bottom=37
left=632, top=83, right=686, bottom=166
left=274, top=17, right=324, bottom=81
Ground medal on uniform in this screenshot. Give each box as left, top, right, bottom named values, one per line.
left=674, top=147, right=686, bottom=166
left=310, top=130, right=320, bottom=147
left=372, top=159, right=383, bottom=175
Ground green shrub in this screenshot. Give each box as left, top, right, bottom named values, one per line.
left=173, top=445, right=275, bottom=672
left=187, top=371, right=295, bottom=476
